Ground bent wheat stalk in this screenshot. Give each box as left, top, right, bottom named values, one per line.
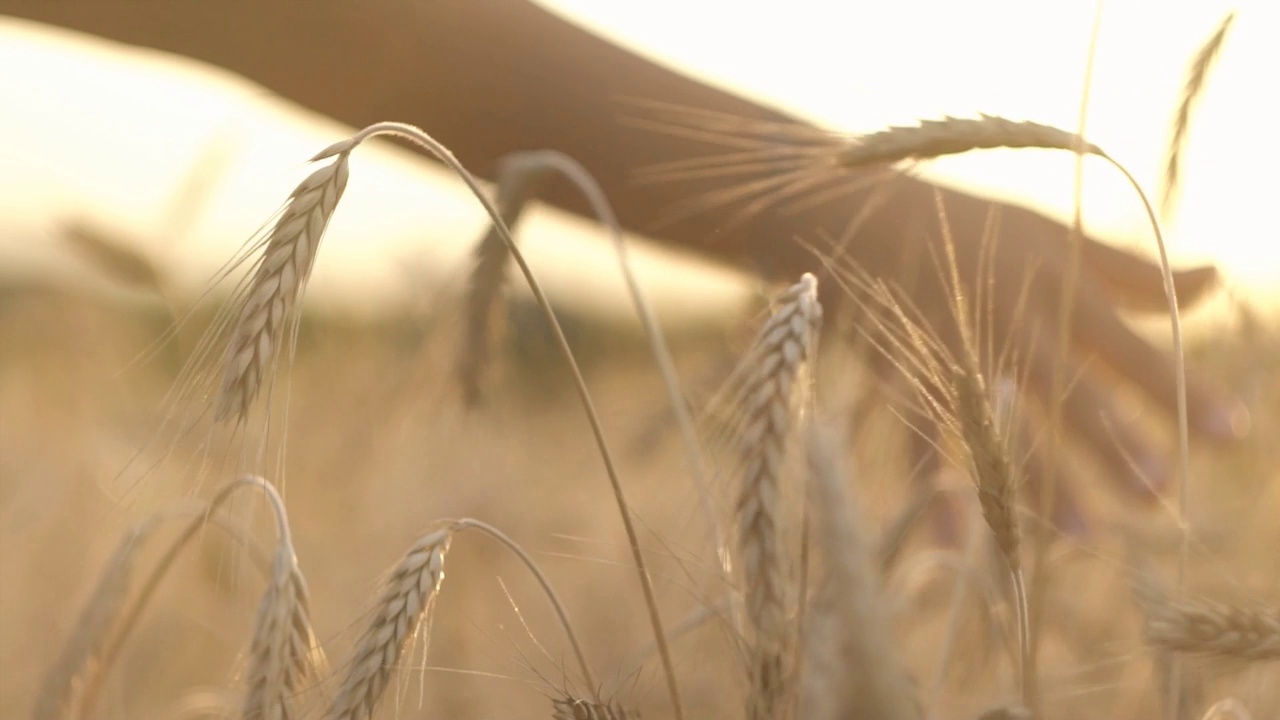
left=828, top=112, right=1189, bottom=712
left=461, top=150, right=722, bottom=574
left=243, top=484, right=319, bottom=720
left=72, top=476, right=293, bottom=719
left=241, top=122, right=684, bottom=719
left=326, top=518, right=596, bottom=720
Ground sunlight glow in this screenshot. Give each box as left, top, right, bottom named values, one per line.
left=543, top=0, right=1278, bottom=290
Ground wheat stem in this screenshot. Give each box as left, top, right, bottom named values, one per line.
left=77, top=476, right=287, bottom=718
left=317, top=122, right=685, bottom=720
left=450, top=518, right=597, bottom=692
left=474, top=149, right=723, bottom=575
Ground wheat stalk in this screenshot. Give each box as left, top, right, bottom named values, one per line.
left=460, top=150, right=722, bottom=576
left=325, top=528, right=452, bottom=720
left=312, top=122, right=685, bottom=720
left=242, top=483, right=320, bottom=720
left=736, top=272, right=822, bottom=720
left=215, top=152, right=350, bottom=423
left=1162, top=11, right=1235, bottom=217
left=73, top=477, right=288, bottom=718
left=835, top=115, right=1102, bottom=169
left=551, top=696, right=640, bottom=720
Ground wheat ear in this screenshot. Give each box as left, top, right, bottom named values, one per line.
left=835, top=115, right=1102, bottom=169
left=34, top=518, right=161, bottom=720
left=1162, top=11, right=1235, bottom=217
left=929, top=188, right=1033, bottom=709
left=737, top=273, right=821, bottom=720
left=242, top=483, right=319, bottom=720
left=74, top=477, right=285, bottom=719
left=950, top=364, right=1020, bottom=573
left=800, top=423, right=921, bottom=720
left=325, top=528, right=452, bottom=720
left=216, top=152, right=350, bottom=423
left=1138, top=586, right=1280, bottom=661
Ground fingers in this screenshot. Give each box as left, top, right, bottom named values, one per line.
left=1052, top=270, right=1242, bottom=442
left=1079, top=238, right=1219, bottom=314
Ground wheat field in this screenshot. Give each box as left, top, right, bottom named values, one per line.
left=6, top=9, right=1278, bottom=720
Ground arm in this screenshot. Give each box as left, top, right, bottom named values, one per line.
left=2, top=0, right=1239, bottom=512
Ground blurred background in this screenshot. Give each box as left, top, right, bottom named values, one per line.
left=3, top=2, right=1279, bottom=719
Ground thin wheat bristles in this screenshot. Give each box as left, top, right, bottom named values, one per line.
left=34, top=520, right=158, bottom=720
left=1142, top=591, right=1280, bottom=661
left=216, top=153, right=350, bottom=423
left=737, top=272, right=821, bottom=720
left=1162, top=11, right=1235, bottom=216
left=551, top=696, right=640, bottom=720
left=242, top=542, right=318, bottom=720
left=835, top=115, right=1103, bottom=169
left=325, top=528, right=452, bottom=720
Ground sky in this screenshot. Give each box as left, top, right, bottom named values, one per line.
left=0, top=2, right=1275, bottom=323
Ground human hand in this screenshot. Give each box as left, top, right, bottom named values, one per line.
left=801, top=176, right=1242, bottom=537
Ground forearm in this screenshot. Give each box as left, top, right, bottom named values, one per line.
left=0, top=0, right=1049, bottom=280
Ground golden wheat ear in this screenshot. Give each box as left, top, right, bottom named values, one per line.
left=736, top=273, right=822, bottom=720
left=1162, top=11, right=1236, bottom=217
left=216, top=152, right=350, bottom=424
left=1081, top=238, right=1219, bottom=314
